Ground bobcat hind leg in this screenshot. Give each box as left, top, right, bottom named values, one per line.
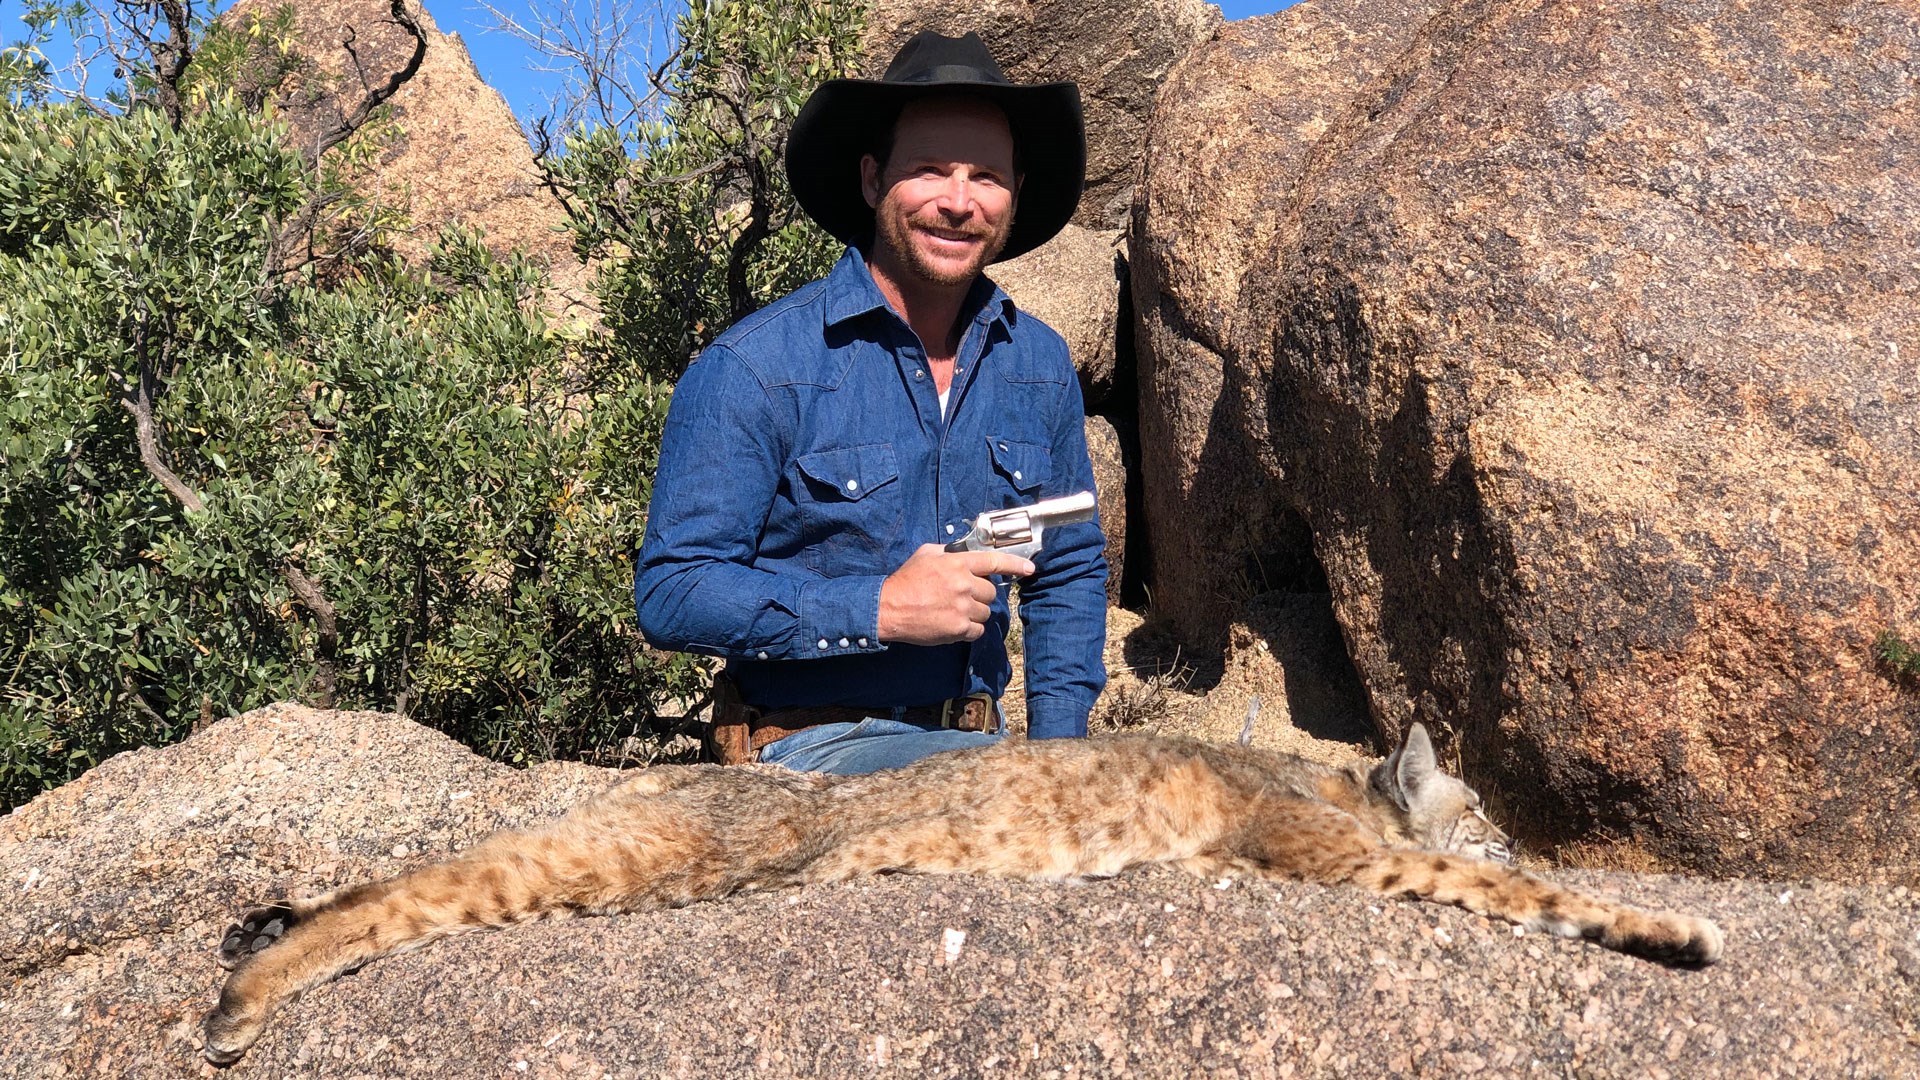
left=216, top=902, right=300, bottom=971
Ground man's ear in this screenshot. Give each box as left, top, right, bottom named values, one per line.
left=860, top=153, right=883, bottom=209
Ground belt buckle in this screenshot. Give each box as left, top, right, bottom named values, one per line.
left=940, top=693, right=994, bottom=731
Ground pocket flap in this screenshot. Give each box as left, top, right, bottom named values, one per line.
left=795, top=443, right=899, bottom=500
left=986, top=437, right=1050, bottom=494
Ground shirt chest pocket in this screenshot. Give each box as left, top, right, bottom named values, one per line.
left=792, top=443, right=903, bottom=571
left=986, top=436, right=1051, bottom=503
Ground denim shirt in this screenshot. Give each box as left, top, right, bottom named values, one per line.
left=633, top=246, right=1107, bottom=738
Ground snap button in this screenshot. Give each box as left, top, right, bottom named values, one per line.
left=757, top=651, right=768, bottom=661
left=945, top=524, right=955, bottom=535
left=845, top=479, right=859, bottom=492
left=816, top=639, right=829, bottom=650
left=838, top=637, right=850, bottom=647
left=997, top=442, right=1008, bottom=451
left=858, top=638, right=869, bottom=647
left=1013, top=470, right=1023, bottom=481
left=914, top=369, right=925, bottom=380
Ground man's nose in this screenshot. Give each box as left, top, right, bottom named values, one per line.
left=932, top=171, right=977, bottom=216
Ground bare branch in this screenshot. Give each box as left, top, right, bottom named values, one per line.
left=476, top=0, right=671, bottom=138
left=280, top=561, right=341, bottom=708
left=304, top=0, right=427, bottom=162
left=113, top=295, right=205, bottom=514
left=148, top=0, right=193, bottom=126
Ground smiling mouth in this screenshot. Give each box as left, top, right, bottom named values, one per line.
left=919, top=225, right=985, bottom=246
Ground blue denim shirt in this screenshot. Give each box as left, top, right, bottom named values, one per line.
left=634, top=246, right=1107, bottom=738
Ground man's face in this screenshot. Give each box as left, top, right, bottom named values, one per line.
left=861, top=97, right=1020, bottom=288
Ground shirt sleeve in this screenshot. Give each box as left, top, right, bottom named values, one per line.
left=1015, top=347, right=1109, bottom=739
left=633, top=344, right=886, bottom=659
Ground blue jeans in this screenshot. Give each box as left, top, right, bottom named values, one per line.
left=759, top=716, right=1004, bottom=775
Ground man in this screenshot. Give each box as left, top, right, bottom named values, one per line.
left=633, top=31, right=1106, bottom=774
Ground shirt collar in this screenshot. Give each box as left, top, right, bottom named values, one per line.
left=822, top=245, right=1016, bottom=333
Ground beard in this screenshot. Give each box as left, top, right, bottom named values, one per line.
left=872, top=199, right=1012, bottom=287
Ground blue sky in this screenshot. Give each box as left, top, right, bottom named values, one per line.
left=6, top=0, right=1298, bottom=128
left=434, top=0, right=1300, bottom=126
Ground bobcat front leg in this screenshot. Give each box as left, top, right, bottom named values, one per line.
left=1214, top=795, right=1722, bottom=968
left=1348, top=850, right=1724, bottom=966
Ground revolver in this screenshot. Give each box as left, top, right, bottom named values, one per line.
left=944, top=490, right=1097, bottom=563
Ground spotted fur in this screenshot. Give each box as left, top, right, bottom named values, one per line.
left=201, top=725, right=1720, bottom=1063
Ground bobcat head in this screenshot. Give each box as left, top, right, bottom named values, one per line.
left=1368, top=724, right=1512, bottom=862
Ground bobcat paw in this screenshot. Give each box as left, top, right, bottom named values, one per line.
left=202, top=997, right=265, bottom=1065
left=1670, top=915, right=1725, bottom=967
left=1614, top=911, right=1724, bottom=967
left=216, top=903, right=297, bottom=971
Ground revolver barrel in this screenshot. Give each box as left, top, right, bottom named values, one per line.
left=945, top=490, right=1097, bottom=558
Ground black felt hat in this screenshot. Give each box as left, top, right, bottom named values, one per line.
left=785, top=31, right=1085, bottom=263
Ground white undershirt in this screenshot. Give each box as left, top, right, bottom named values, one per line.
left=939, top=387, right=951, bottom=418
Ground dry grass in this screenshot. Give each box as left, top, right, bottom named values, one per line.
left=1090, top=653, right=1197, bottom=734
left=999, top=599, right=1376, bottom=774
left=1548, top=833, right=1679, bottom=875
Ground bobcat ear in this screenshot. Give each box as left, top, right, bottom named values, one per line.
left=1367, top=722, right=1428, bottom=807
left=1396, top=723, right=1439, bottom=795
left=1370, top=723, right=1437, bottom=813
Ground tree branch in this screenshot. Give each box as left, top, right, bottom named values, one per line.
left=114, top=300, right=205, bottom=514
left=147, top=0, right=193, bottom=127
left=280, top=561, right=340, bottom=707
left=305, top=0, right=427, bottom=163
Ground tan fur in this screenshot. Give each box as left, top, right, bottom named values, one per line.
left=201, top=728, right=1721, bottom=1063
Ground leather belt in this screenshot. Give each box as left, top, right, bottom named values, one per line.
left=746, top=693, right=997, bottom=754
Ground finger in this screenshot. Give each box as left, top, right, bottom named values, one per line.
left=966, top=599, right=993, bottom=625
left=961, top=620, right=986, bottom=641
left=968, top=576, right=997, bottom=605
left=961, top=552, right=1034, bottom=578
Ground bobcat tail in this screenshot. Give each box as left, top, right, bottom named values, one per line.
left=1347, top=850, right=1724, bottom=966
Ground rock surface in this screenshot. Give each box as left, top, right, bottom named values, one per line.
left=224, top=0, right=592, bottom=318
left=4, top=705, right=1918, bottom=1077
left=1136, top=0, right=1920, bottom=880
left=1084, top=415, right=1127, bottom=602
left=993, top=224, right=1127, bottom=411
left=863, top=0, right=1220, bottom=230
left=1132, top=0, right=1443, bottom=648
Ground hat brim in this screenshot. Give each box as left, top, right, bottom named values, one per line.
left=786, top=78, right=1085, bottom=263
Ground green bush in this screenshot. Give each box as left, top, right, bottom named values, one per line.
left=0, top=99, right=310, bottom=800
left=0, top=98, right=702, bottom=808
left=546, top=0, right=865, bottom=381
left=1875, top=630, right=1920, bottom=685
left=0, top=0, right=865, bottom=809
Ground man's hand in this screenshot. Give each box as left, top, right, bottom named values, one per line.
left=878, top=544, right=1035, bottom=645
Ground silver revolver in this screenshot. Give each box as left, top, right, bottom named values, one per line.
left=944, top=490, right=1097, bottom=562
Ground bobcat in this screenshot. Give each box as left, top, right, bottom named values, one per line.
left=201, top=725, right=1722, bottom=1063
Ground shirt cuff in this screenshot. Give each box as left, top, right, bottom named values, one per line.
left=1025, top=696, right=1090, bottom=740
left=796, top=574, right=886, bottom=657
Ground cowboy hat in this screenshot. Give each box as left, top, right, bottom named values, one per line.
left=785, top=30, right=1085, bottom=263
